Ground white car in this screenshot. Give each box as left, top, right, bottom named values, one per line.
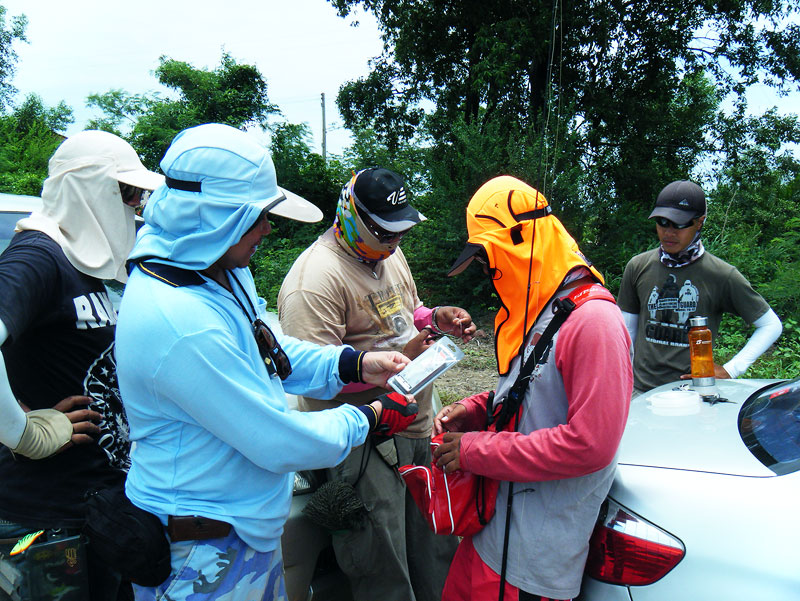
left=0, top=192, right=42, bottom=254
left=579, top=377, right=800, bottom=600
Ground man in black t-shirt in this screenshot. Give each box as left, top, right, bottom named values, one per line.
left=0, top=130, right=163, bottom=601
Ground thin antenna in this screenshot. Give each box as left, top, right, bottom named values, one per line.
left=541, top=0, right=560, bottom=197
left=321, top=92, right=327, bottom=164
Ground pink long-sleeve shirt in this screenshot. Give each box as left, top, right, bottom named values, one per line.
left=457, top=293, right=632, bottom=482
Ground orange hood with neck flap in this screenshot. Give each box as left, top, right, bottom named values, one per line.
left=457, top=176, right=603, bottom=375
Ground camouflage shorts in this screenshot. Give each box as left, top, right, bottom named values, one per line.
left=132, top=529, right=286, bottom=601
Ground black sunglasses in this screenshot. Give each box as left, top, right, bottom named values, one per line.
left=119, top=182, right=150, bottom=207
left=361, top=213, right=409, bottom=243
left=474, top=253, right=501, bottom=280
left=253, top=319, right=292, bottom=380
left=654, top=216, right=695, bottom=230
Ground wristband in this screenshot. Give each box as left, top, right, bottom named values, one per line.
left=430, top=307, right=447, bottom=336
left=356, top=404, right=379, bottom=431
left=339, top=348, right=367, bottom=383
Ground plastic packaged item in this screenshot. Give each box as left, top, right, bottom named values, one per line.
left=388, top=336, right=464, bottom=397
left=688, top=316, right=714, bottom=386
left=0, top=530, right=89, bottom=601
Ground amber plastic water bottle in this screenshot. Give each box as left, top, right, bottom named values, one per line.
left=688, top=316, right=715, bottom=388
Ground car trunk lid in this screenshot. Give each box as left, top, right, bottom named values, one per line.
left=618, top=379, right=777, bottom=477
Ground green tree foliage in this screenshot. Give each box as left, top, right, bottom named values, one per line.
left=329, top=0, right=800, bottom=306
left=251, top=123, right=351, bottom=308
left=704, top=110, right=800, bottom=322
left=0, top=5, right=72, bottom=195
left=0, top=4, right=26, bottom=112
left=269, top=122, right=348, bottom=222
left=88, top=52, right=279, bottom=169
left=0, top=94, right=73, bottom=195
left=86, top=89, right=156, bottom=136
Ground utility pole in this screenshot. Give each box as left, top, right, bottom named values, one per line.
left=321, top=92, right=327, bottom=165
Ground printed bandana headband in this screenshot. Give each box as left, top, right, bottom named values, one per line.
left=333, top=175, right=400, bottom=262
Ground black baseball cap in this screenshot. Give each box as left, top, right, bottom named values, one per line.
left=649, top=180, right=706, bottom=225
left=351, top=167, right=426, bottom=232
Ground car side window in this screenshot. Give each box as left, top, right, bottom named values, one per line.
left=739, top=377, right=800, bottom=476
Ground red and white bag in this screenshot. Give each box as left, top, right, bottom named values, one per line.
left=401, top=285, right=617, bottom=537
left=399, top=433, right=498, bottom=536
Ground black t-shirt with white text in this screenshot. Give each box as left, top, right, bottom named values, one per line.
left=0, top=230, right=128, bottom=529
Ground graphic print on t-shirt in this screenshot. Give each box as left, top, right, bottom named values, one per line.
left=73, top=290, right=118, bottom=329
left=84, top=342, right=131, bottom=470
left=362, top=283, right=410, bottom=337
left=522, top=331, right=551, bottom=381
left=644, top=274, right=699, bottom=348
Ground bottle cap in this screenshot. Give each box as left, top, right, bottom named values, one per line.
left=689, top=316, right=708, bottom=327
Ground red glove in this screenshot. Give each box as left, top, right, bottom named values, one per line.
left=374, top=392, right=418, bottom=437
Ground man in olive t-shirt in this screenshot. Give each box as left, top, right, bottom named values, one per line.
left=618, top=180, right=782, bottom=393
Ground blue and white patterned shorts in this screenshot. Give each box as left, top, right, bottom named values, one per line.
left=133, top=529, right=287, bottom=601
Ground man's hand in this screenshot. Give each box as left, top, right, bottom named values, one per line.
left=433, top=402, right=467, bottom=435
left=679, top=363, right=731, bottom=381
left=370, top=392, right=418, bottom=437
left=434, top=306, right=477, bottom=343
left=360, top=351, right=410, bottom=388
left=403, top=328, right=436, bottom=360
left=12, top=396, right=103, bottom=459
left=433, top=432, right=465, bottom=473
left=53, top=396, right=103, bottom=446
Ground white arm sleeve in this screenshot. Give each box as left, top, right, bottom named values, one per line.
left=621, top=311, right=638, bottom=364
left=723, top=309, right=783, bottom=378
left=621, top=311, right=638, bottom=345
left=0, top=319, right=27, bottom=448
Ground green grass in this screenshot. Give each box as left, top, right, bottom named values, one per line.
left=715, top=316, right=800, bottom=380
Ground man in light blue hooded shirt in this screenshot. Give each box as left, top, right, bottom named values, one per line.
left=115, top=123, right=418, bottom=601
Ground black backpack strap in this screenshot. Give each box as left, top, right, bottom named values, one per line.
left=491, top=295, right=576, bottom=432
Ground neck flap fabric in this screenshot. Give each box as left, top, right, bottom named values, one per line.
left=464, top=176, right=604, bottom=375
left=659, top=232, right=705, bottom=268
left=16, top=157, right=136, bottom=282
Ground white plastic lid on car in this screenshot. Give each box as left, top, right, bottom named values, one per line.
left=648, top=390, right=701, bottom=416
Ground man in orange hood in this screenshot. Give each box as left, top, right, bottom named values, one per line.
left=433, top=176, right=633, bottom=601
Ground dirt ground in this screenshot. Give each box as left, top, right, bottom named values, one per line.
left=434, top=328, right=497, bottom=404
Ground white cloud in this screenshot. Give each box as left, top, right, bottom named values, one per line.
left=2, top=0, right=383, bottom=154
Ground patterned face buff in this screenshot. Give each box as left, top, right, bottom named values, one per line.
left=333, top=175, right=400, bottom=262
left=659, top=231, right=705, bottom=268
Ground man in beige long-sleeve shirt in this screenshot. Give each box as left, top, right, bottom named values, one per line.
left=278, top=167, right=475, bottom=601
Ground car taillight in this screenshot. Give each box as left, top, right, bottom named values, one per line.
left=585, top=498, right=685, bottom=586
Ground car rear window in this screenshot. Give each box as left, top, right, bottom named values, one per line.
left=0, top=212, right=26, bottom=254
left=739, top=377, right=800, bottom=475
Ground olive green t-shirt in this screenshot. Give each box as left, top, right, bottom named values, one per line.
left=618, top=248, right=770, bottom=392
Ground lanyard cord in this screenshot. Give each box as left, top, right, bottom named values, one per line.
left=225, top=271, right=257, bottom=325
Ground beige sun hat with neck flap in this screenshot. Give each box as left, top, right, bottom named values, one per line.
left=16, top=130, right=164, bottom=282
